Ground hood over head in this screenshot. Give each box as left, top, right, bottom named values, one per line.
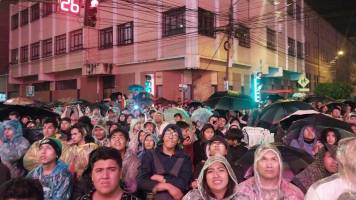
left=92, top=119, right=109, bottom=141
left=1, top=120, right=23, bottom=142
left=336, top=137, right=356, bottom=180
left=197, top=156, right=238, bottom=200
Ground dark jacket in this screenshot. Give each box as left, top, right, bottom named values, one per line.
left=192, top=140, right=207, bottom=167
left=0, top=159, right=11, bottom=184
left=137, top=147, right=193, bottom=193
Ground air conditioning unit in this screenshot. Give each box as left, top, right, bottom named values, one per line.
left=85, top=63, right=113, bottom=75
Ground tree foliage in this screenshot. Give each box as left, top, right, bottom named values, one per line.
left=315, top=82, right=353, bottom=99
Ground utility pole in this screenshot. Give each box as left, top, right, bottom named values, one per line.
left=224, top=0, right=234, bottom=91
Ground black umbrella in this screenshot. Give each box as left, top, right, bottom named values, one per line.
left=187, top=101, right=204, bottom=109
left=0, top=104, right=59, bottom=121
left=257, top=101, right=314, bottom=125
left=283, top=114, right=354, bottom=145
left=234, top=144, right=314, bottom=180
left=266, top=94, right=284, bottom=102
left=154, top=97, right=177, bottom=106
left=205, top=91, right=256, bottom=111
left=304, top=95, right=334, bottom=103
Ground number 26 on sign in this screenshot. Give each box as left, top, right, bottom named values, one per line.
left=58, top=0, right=81, bottom=14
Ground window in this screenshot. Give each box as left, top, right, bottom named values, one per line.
left=297, top=41, right=303, bottom=59
left=11, top=48, right=18, bottom=64
left=31, top=42, right=40, bottom=60
left=20, top=45, right=29, bottom=63
left=162, top=7, right=185, bottom=37
left=55, top=34, right=66, bottom=55
left=69, top=29, right=83, bottom=51
left=11, top=14, right=19, bottom=30
left=33, top=82, right=50, bottom=91
left=42, top=2, right=54, bottom=17
left=31, top=3, right=40, bottom=22
left=55, top=79, right=77, bottom=90
left=198, top=8, right=215, bottom=37
left=288, top=37, right=295, bottom=57
left=99, top=27, right=113, bottom=49
left=42, top=38, right=52, bottom=58
left=117, top=21, right=133, bottom=46
left=287, top=0, right=294, bottom=18
left=266, top=28, right=276, bottom=50
left=21, top=9, right=29, bottom=26
left=235, top=24, right=250, bottom=48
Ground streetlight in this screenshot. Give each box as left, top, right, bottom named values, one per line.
left=337, top=50, right=344, bottom=56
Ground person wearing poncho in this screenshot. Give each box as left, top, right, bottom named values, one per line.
left=183, top=156, right=249, bottom=200
left=0, top=120, right=30, bottom=178
left=61, top=123, right=98, bottom=178
left=91, top=120, right=110, bottom=147
left=305, top=137, right=356, bottom=200
left=236, top=144, right=304, bottom=200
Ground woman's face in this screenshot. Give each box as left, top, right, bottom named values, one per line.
left=203, top=128, right=215, bottom=141
left=109, top=124, right=118, bottom=133
left=326, top=131, right=337, bottom=145
left=206, top=162, right=229, bottom=194
left=127, top=116, right=133, bottom=124
left=209, top=141, right=227, bottom=156
left=144, top=135, right=155, bottom=150
left=323, top=152, right=338, bottom=173
left=119, top=115, right=126, bottom=122
left=138, top=131, right=146, bottom=143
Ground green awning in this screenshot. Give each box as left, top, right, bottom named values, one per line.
left=283, top=70, right=302, bottom=81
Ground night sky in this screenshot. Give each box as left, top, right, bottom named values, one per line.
left=305, top=0, right=356, bottom=38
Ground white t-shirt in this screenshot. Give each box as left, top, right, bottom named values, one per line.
left=305, top=174, right=356, bottom=200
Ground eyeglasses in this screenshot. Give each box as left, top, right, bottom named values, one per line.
left=164, top=130, right=179, bottom=139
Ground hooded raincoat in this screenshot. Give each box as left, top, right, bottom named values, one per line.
left=237, top=144, right=304, bottom=200
left=289, top=125, right=317, bottom=156
left=183, top=156, right=248, bottom=200
left=0, top=120, right=30, bottom=177
left=92, top=121, right=110, bottom=147
left=305, top=137, right=356, bottom=200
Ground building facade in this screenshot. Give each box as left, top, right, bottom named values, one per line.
left=304, top=3, right=356, bottom=92
left=9, top=0, right=305, bottom=102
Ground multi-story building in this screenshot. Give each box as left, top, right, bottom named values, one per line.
left=304, top=3, right=356, bottom=92
left=9, top=0, right=305, bottom=102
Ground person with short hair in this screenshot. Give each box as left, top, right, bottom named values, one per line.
left=27, top=138, right=72, bottom=200
left=0, top=177, right=44, bottom=200
left=59, top=117, right=71, bottom=141
left=237, top=144, right=304, bottom=200
left=137, top=124, right=193, bottom=200
left=8, top=111, right=20, bottom=120
left=78, top=147, right=139, bottom=200
left=23, top=117, right=67, bottom=171
left=305, top=137, right=356, bottom=200
left=0, top=120, right=30, bottom=177
left=174, top=113, right=183, bottom=123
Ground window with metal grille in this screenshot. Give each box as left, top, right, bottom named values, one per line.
left=42, top=2, right=54, bottom=17
left=235, top=24, right=250, bottom=48
left=99, top=27, right=113, bottom=49
left=33, top=82, right=50, bottom=91
left=55, top=34, right=66, bottom=55
left=42, top=38, right=52, bottom=58
left=288, top=37, right=296, bottom=57
left=287, top=0, right=294, bottom=18
left=11, top=13, right=19, bottom=30
left=70, top=29, right=83, bottom=51
left=117, top=21, right=133, bottom=46
left=31, top=3, right=40, bottom=22
left=162, top=7, right=185, bottom=37
left=198, top=8, right=215, bottom=37
left=20, top=45, right=29, bottom=63
left=21, top=9, right=29, bottom=26
left=31, top=42, right=40, bottom=60
left=297, top=41, right=303, bottom=59
left=56, top=79, right=77, bottom=90
left=266, top=28, right=276, bottom=50
left=11, top=48, right=18, bottom=64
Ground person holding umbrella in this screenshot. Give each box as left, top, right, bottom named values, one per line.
left=237, top=144, right=304, bottom=200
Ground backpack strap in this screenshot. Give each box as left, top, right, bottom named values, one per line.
left=168, top=157, right=185, bottom=177
left=151, top=150, right=166, bottom=175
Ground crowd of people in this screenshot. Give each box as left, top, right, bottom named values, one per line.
left=0, top=93, right=356, bottom=200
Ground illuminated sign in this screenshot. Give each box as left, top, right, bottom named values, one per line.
left=58, top=0, right=81, bottom=14
left=253, top=72, right=263, bottom=103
